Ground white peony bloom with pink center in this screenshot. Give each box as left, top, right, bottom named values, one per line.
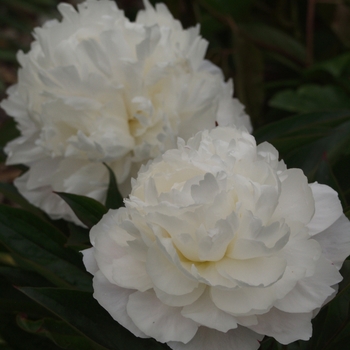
left=82, top=127, right=350, bottom=350
left=1, top=0, right=250, bottom=225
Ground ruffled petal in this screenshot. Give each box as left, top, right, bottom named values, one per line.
left=211, top=266, right=305, bottom=316
left=274, top=256, right=342, bottom=313
left=278, top=238, right=321, bottom=277
left=216, top=256, right=286, bottom=287
left=272, top=169, right=315, bottom=225
left=81, top=247, right=98, bottom=275
left=146, top=243, right=199, bottom=295
left=181, top=289, right=238, bottom=332
left=250, top=308, right=313, bottom=344
left=211, top=284, right=277, bottom=316
left=307, top=183, right=343, bottom=235
left=154, top=284, right=206, bottom=307
left=312, top=214, right=350, bottom=269
left=112, top=254, right=153, bottom=292
left=92, top=271, right=147, bottom=338
left=127, top=290, right=199, bottom=343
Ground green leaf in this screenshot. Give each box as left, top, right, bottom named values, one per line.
left=0, top=118, right=21, bottom=162
left=259, top=337, right=282, bottom=350
left=327, top=323, right=350, bottom=350
left=265, top=52, right=302, bottom=73
left=0, top=119, right=20, bottom=149
left=313, top=158, right=347, bottom=207
left=66, top=223, right=91, bottom=249
left=240, top=22, right=306, bottom=63
left=0, top=277, right=50, bottom=316
left=0, top=205, right=92, bottom=291
left=0, top=314, right=61, bottom=350
left=0, top=182, right=46, bottom=218
left=56, top=192, right=107, bottom=229
left=0, top=204, right=65, bottom=246
left=0, top=267, right=53, bottom=288
left=104, top=163, right=124, bottom=210
left=16, top=316, right=102, bottom=350
left=18, top=287, right=170, bottom=350
left=0, top=252, right=15, bottom=267
left=269, top=85, right=350, bottom=113
left=283, top=119, right=350, bottom=179
left=306, top=53, right=350, bottom=78
left=254, top=110, right=350, bottom=144
left=0, top=50, right=17, bottom=63
left=310, top=261, right=350, bottom=350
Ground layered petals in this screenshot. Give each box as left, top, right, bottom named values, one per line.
left=1, top=0, right=250, bottom=224
left=83, top=127, right=350, bottom=349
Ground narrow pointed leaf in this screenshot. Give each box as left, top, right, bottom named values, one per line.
left=104, top=163, right=124, bottom=210
left=269, top=85, right=350, bottom=113
left=0, top=314, right=61, bottom=350
left=0, top=278, right=50, bottom=316
left=18, top=287, right=170, bottom=350
left=0, top=182, right=45, bottom=218
left=0, top=205, right=92, bottom=291
left=240, top=22, right=306, bottom=63
left=16, top=316, right=103, bottom=350
left=56, top=192, right=107, bottom=228
left=311, top=261, right=350, bottom=349
left=66, top=223, right=90, bottom=248
left=0, top=267, right=53, bottom=287
left=254, top=110, right=350, bottom=144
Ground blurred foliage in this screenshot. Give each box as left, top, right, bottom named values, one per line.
left=1, top=0, right=350, bottom=349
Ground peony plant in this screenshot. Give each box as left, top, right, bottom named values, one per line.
left=82, top=127, right=350, bottom=350
left=1, top=1, right=350, bottom=350
left=0, top=0, right=250, bottom=225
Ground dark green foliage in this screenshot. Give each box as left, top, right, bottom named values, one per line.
left=104, top=163, right=124, bottom=210
left=55, top=192, right=108, bottom=229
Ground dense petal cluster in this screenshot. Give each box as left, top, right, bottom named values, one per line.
left=83, top=127, right=350, bottom=350
left=1, top=0, right=249, bottom=224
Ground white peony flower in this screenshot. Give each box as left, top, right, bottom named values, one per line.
left=82, top=127, right=350, bottom=350
left=1, top=0, right=250, bottom=225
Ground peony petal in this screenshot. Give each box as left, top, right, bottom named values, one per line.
left=14, top=170, right=82, bottom=225
left=146, top=243, right=199, bottom=295
left=250, top=308, right=313, bottom=344
left=216, top=256, right=287, bottom=287
left=90, top=208, right=132, bottom=246
left=3, top=0, right=251, bottom=225
left=197, top=218, right=234, bottom=262
left=112, top=254, right=153, bottom=292
left=211, top=285, right=277, bottom=316
left=211, top=266, right=305, bottom=316
left=181, top=289, right=238, bottom=332
left=81, top=247, right=98, bottom=275
left=92, top=271, right=147, bottom=338
left=307, top=183, right=343, bottom=235
left=154, top=284, right=206, bottom=307
left=274, top=256, right=342, bottom=313
left=127, top=290, right=199, bottom=343
left=278, top=238, right=321, bottom=277
left=312, top=214, right=350, bottom=269
left=272, top=169, right=315, bottom=225
left=228, top=234, right=289, bottom=260
left=191, top=173, right=219, bottom=204
left=168, top=326, right=263, bottom=350
left=191, top=262, right=239, bottom=289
